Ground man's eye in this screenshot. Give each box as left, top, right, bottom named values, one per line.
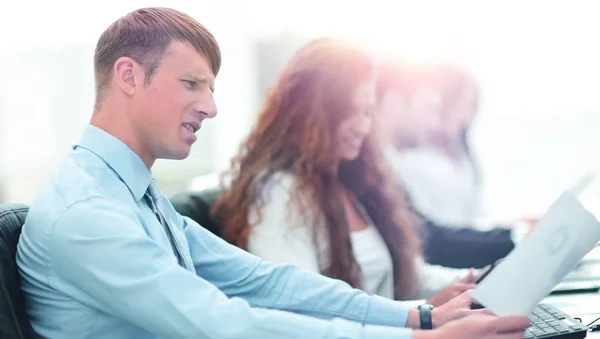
left=182, top=80, right=197, bottom=89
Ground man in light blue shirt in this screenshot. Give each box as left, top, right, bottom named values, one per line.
left=16, top=7, right=529, bottom=339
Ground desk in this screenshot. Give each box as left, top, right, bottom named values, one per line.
left=543, top=291, right=600, bottom=338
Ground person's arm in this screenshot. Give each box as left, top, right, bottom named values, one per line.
left=179, top=175, right=411, bottom=330
left=179, top=205, right=504, bottom=335
left=49, top=197, right=413, bottom=339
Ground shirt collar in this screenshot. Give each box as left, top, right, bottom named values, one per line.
left=74, top=124, right=152, bottom=201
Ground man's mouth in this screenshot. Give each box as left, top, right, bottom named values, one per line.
left=182, top=122, right=200, bottom=133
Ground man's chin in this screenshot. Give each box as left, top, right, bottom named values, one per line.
left=162, top=149, right=192, bottom=161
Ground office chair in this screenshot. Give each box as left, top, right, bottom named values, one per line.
left=170, top=188, right=222, bottom=237
left=0, top=203, right=35, bottom=339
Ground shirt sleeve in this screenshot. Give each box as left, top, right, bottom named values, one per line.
left=180, top=213, right=412, bottom=330
left=48, top=197, right=413, bottom=339
left=180, top=174, right=412, bottom=330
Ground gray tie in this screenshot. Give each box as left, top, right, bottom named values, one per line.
left=144, top=180, right=192, bottom=271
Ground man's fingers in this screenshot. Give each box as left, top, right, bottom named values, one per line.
left=460, top=288, right=474, bottom=296
left=489, top=334, right=527, bottom=339
left=473, top=265, right=491, bottom=282
left=470, top=308, right=493, bottom=315
left=491, top=316, right=531, bottom=333
left=459, top=268, right=476, bottom=283
left=453, top=283, right=477, bottom=291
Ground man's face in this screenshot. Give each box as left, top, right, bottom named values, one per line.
left=131, top=41, right=217, bottom=164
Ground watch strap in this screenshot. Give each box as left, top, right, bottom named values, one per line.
left=417, top=304, right=433, bottom=330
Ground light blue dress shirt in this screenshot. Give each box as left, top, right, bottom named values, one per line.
left=16, top=124, right=414, bottom=339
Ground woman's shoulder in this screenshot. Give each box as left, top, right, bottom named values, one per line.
left=250, top=171, right=318, bottom=233
left=265, top=171, right=296, bottom=189
left=259, top=171, right=297, bottom=200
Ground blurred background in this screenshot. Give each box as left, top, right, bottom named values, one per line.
left=1, top=0, right=599, bottom=221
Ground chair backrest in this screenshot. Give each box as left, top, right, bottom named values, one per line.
left=170, top=188, right=222, bottom=237
left=0, top=203, right=35, bottom=339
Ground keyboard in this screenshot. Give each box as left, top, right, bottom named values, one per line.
left=526, top=303, right=588, bottom=338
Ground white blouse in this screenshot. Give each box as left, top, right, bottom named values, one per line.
left=385, top=145, right=483, bottom=228
left=349, top=226, right=395, bottom=298
left=246, top=172, right=468, bottom=300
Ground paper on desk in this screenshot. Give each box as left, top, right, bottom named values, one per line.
left=472, top=190, right=600, bottom=316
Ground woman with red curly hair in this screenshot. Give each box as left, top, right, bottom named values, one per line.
left=212, top=38, right=475, bottom=304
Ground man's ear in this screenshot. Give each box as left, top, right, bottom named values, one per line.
left=113, top=57, right=140, bottom=96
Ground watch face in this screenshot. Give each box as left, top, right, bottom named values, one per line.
left=419, top=304, right=434, bottom=310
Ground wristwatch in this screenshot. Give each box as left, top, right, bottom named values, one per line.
left=417, top=304, right=434, bottom=330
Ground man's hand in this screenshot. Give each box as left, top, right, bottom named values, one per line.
left=427, top=268, right=478, bottom=307
left=472, top=265, right=492, bottom=282
left=430, top=289, right=489, bottom=327
left=408, top=289, right=482, bottom=329
left=416, top=311, right=530, bottom=339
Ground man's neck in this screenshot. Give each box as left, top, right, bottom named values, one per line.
left=90, top=110, right=155, bottom=170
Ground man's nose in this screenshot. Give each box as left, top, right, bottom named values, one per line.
left=194, top=92, right=217, bottom=119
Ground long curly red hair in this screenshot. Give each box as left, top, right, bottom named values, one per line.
left=212, top=38, right=421, bottom=300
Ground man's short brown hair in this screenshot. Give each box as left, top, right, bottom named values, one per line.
left=93, top=7, right=221, bottom=107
